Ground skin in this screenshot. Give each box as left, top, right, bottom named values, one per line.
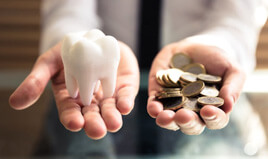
left=9, top=41, right=140, bottom=140
left=147, top=40, right=246, bottom=135
left=9, top=39, right=246, bottom=138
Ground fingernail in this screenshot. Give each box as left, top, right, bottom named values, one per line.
left=179, top=120, right=198, bottom=128
left=165, top=121, right=180, bottom=131
left=203, top=115, right=216, bottom=120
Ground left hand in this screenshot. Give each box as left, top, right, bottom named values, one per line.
left=147, top=40, right=246, bottom=135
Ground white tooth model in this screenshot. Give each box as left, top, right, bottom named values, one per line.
left=61, top=29, right=120, bottom=106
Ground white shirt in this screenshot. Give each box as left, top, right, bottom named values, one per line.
left=40, top=0, right=267, bottom=73
left=40, top=0, right=268, bottom=152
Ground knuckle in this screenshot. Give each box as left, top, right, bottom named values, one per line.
left=24, top=75, right=44, bottom=101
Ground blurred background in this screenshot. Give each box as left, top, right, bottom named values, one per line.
left=0, top=0, right=267, bottom=157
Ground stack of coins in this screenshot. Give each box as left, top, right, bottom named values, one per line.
left=155, top=52, right=224, bottom=113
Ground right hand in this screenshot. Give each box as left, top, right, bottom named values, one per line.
left=9, top=41, right=140, bottom=140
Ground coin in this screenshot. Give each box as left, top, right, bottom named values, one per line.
left=182, top=98, right=200, bottom=112
left=156, top=91, right=183, bottom=99
left=156, top=70, right=166, bottom=86
left=161, top=90, right=182, bottom=95
left=182, top=81, right=205, bottom=97
left=180, top=82, right=188, bottom=88
left=167, top=68, right=184, bottom=85
left=197, top=96, right=224, bottom=107
left=170, top=53, right=192, bottom=69
left=179, top=79, right=189, bottom=88
left=200, top=85, right=219, bottom=97
left=162, top=72, right=177, bottom=87
left=161, top=87, right=181, bottom=92
left=179, top=78, right=189, bottom=85
left=156, top=53, right=225, bottom=111
left=182, top=63, right=206, bottom=74
left=197, top=73, right=222, bottom=84
left=180, top=72, right=197, bottom=83
left=160, top=96, right=186, bottom=110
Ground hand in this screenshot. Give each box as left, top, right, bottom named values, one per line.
left=147, top=40, right=246, bottom=135
left=9, top=41, right=139, bottom=139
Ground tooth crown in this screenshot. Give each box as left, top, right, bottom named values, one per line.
left=61, top=29, right=120, bottom=106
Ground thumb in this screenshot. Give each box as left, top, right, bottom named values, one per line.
left=9, top=43, right=62, bottom=110
left=9, top=72, right=49, bottom=110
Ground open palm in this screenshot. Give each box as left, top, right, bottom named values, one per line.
left=147, top=40, right=246, bottom=135
left=9, top=42, right=139, bottom=140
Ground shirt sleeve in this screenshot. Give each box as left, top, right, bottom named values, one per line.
left=40, top=0, right=100, bottom=53
left=186, top=0, right=268, bottom=73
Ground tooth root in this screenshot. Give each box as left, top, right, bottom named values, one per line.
left=101, top=76, right=116, bottom=99
left=64, top=72, right=78, bottom=98
left=77, top=77, right=96, bottom=106
left=94, top=80, right=100, bottom=93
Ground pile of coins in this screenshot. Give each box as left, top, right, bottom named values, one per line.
left=155, top=53, right=224, bottom=113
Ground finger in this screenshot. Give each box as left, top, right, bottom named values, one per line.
left=200, top=105, right=229, bottom=130
left=174, top=109, right=205, bottom=135
left=115, top=42, right=139, bottom=115
left=220, top=66, right=246, bottom=113
left=9, top=44, right=62, bottom=110
left=116, top=76, right=138, bottom=115
left=147, top=96, right=163, bottom=118
left=52, top=84, right=85, bottom=132
left=9, top=72, right=48, bottom=110
left=101, top=98, right=122, bottom=132
left=83, top=103, right=107, bottom=140
left=156, top=110, right=180, bottom=131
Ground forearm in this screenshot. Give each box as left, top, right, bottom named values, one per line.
left=40, top=0, right=100, bottom=53
left=186, top=0, right=268, bottom=73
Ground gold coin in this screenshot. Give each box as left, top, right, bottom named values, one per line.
left=156, top=91, right=183, bottom=99
left=182, top=98, right=200, bottom=112
left=200, top=85, right=219, bottom=97
left=181, top=81, right=205, bottom=97
left=160, top=96, right=186, bottom=111
left=162, top=72, right=177, bottom=87
left=197, top=73, right=222, bottom=84
left=179, top=79, right=192, bottom=88
left=156, top=70, right=166, bottom=86
left=161, top=87, right=181, bottom=92
left=161, top=89, right=182, bottom=95
left=197, top=96, right=224, bottom=107
left=179, top=79, right=189, bottom=85
left=167, top=68, right=184, bottom=85
left=182, top=63, right=206, bottom=74
left=170, top=53, right=192, bottom=69
left=180, top=72, right=197, bottom=83
left=181, top=83, right=188, bottom=88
